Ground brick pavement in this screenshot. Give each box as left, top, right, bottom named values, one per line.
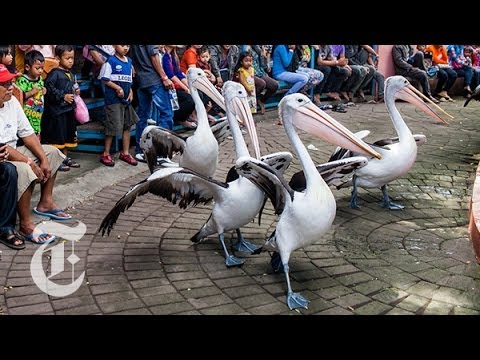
left=1, top=96, right=480, bottom=315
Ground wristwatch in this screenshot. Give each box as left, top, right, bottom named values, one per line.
left=162, top=76, right=169, bottom=81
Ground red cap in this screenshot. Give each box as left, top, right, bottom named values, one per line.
left=0, top=64, right=16, bottom=82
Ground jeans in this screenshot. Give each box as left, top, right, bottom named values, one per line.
left=0, top=162, right=18, bottom=231
left=274, top=71, right=309, bottom=95
left=135, top=83, right=173, bottom=154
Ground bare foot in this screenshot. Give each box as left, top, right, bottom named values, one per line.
left=258, top=101, right=265, bottom=115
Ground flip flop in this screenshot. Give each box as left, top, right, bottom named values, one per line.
left=33, top=207, right=72, bottom=220
left=19, top=231, right=56, bottom=245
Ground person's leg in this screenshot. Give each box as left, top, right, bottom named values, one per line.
left=313, top=65, right=331, bottom=104
left=173, top=90, right=195, bottom=125
left=255, top=76, right=267, bottom=114
left=372, top=70, right=385, bottom=99
left=0, top=163, right=23, bottom=249
left=0, top=163, right=18, bottom=229
left=328, top=66, right=349, bottom=95
left=104, top=135, right=113, bottom=155
left=275, top=71, right=309, bottom=95
left=444, top=67, right=459, bottom=93
left=151, top=84, right=174, bottom=130
left=261, top=75, right=279, bottom=102
left=135, top=87, right=152, bottom=154
left=434, top=69, right=448, bottom=95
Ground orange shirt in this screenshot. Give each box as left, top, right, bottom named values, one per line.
left=180, top=47, right=198, bottom=74
left=426, top=45, right=448, bottom=65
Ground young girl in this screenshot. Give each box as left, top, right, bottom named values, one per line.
left=41, top=45, right=80, bottom=171
left=15, top=50, right=46, bottom=137
left=0, top=45, right=15, bottom=73
left=234, top=51, right=257, bottom=114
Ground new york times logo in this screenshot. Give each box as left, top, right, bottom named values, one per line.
left=30, top=221, right=86, bottom=297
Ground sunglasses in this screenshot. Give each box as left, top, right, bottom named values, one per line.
left=0, top=80, right=13, bottom=88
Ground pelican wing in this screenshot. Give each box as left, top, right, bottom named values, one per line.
left=288, top=156, right=369, bottom=192
left=98, top=167, right=228, bottom=236
left=373, top=134, right=427, bottom=147
left=210, top=118, right=231, bottom=144
left=142, top=127, right=187, bottom=173
left=236, top=157, right=293, bottom=216
left=329, top=130, right=371, bottom=161
left=260, top=151, right=294, bottom=175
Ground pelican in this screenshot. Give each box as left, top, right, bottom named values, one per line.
left=140, top=67, right=227, bottom=176
left=235, top=93, right=381, bottom=310
left=464, top=84, right=480, bottom=107
left=99, top=82, right=273, bottom=267
left=329, top=75, right=449, bottom=210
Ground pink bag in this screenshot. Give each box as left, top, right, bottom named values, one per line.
left=74, top=94, right=90, bottom=124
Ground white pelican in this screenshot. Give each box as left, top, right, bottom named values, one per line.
left=140, top=68, right=227, bottom=176
left=235, top=93, right=381, bottom=310
left=329, top=75, right=449, bottom=210
left=99, top=81, right=271, bottom=267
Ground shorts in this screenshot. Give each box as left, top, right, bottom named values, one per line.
left=104, top=103, right=139, bottom=137
left=9, top=145, right=65, bottom=196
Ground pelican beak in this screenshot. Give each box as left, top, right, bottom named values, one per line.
left=295, top=102, right=382, bottom=159
left=397, top=85, right=452, bottom=124
left=232, top=97, right=261, bottom=159
left=192, top=75, right=226, bottom=112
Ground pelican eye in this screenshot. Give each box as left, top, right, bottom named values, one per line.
left=238, top=91, right=242, bottom=94
left=297, top=98, right=304, bottom=103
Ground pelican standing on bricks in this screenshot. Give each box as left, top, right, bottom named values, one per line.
left=329, top=75, right=450, bottom=210
left=99, top=81, right=267, bottom=267
left=235, top=93, right=381, bottom=310
left=140, top=68, right=227, bottom=176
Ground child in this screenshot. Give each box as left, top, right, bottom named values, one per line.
left=15, top=50, right=46, bottom=137
left=98, top=45, right=138, bottom=167
left=196, top=46, right=216, bottom=84
left=0, top=45, right=15, bottom=73
left=41, top=45, right=80, bottom=171
left=234, top=51, right=257, bottom=114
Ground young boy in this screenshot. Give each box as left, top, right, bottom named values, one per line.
left=98, top=45, right=138, bottom=167
left=15, top=50, right=46, bottom=137
left=41, top=45, right=80, bottom=171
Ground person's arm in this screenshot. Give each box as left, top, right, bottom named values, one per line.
left=150, top=50, right=173, bottom=90
left=45, top=70, right=74, bottom=104
left=89, top=49, right=106, bottom=67
left=8, top=135, right=50, bottom=183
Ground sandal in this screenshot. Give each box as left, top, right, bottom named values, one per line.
left=0, top=228, right=25, bottom=250
left=332, top=104, right=347, bottom=113
left=100, top=154, right=115, bottom=167
left=58, top=163, right=70, bottom=172
left=63, top=157, right=80, bottom=168
left=119, top=153, right=138, bottom=166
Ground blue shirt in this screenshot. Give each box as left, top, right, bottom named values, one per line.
left=272, top=45, right=293, bottom=77
left=100, top=55, right=133, bottom=105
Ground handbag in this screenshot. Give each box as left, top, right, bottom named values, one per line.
left=74, top=94, right=90, bottom=124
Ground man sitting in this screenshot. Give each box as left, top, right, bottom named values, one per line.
left=0, top=64, right=70, bottom=244
left=0, top=160, right=25, bottom=250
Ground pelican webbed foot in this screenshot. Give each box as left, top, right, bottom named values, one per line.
left=225, top=255, right=245, bottom=267
left=381, top=185, right=405, bottom=210
left=287, top=291, right=309, bottom=310
left=232, top=229, right=260, bottom=254
left=219, top=233, right=245, bottom=267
